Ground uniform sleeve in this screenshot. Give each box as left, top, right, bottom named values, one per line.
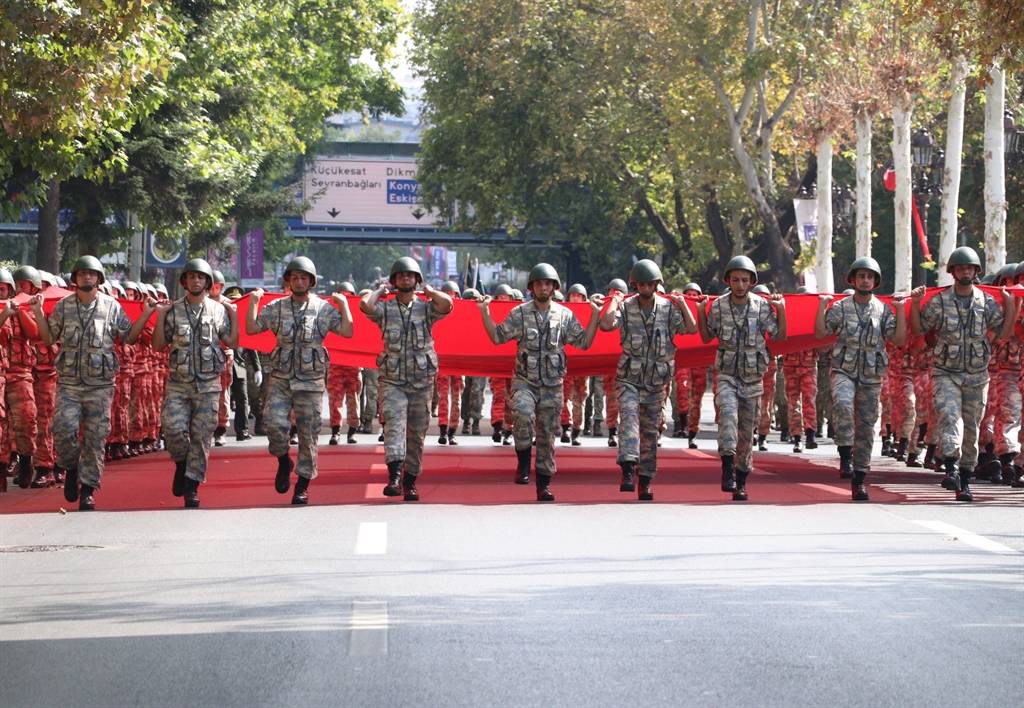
left=919, top=296, right=940, bottom=332
left=112, top=302, right=133, bottom=339
left=563, top=310, right=589, bottom=349
left=758, top=300, right=779, bottom=339
left=427, top=298, right=451, bottom=325
left=252, top=299, right=274, bottom=334
left=881, top=305, right=897, bottom=340
left=823, top=301, right=843, bottom=335
left=670, top=303, right=688, bottom=335
left=985, top=295, right=1006, bottom=333
left=215, top=303, right=231, bottom=341
left=364, top=301, right=384, bottom=325
left=706, top=301, right=720, bottom=338
left=606, top=303, right=624, bottom=331
left=494, top=306, right=524, bottom=345
left=47, top=301, right=65, bottom=340
left=322, top=302, right=344, bottom=336
left=164, top=306, right=176, bottom=341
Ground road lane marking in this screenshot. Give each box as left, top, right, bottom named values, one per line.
left=349, top=601, right=389, bottom=656
left=911, top=520, right=1019, bottom=555
left=354, top=522, right=388, bottom=555
left=798, top=483, right=850, bottom=496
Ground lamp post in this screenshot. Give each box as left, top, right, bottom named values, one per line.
left=1006, top=110, right=1023, bottom=167
left=911, top=128, right=943, bottom=287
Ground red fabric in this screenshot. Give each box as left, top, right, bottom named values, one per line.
left=910, top=199, right=933, bottom=261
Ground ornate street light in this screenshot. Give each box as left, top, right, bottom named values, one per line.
left=1006, top=110, right=1023, bottom=166
left=911, top=128, right=935, bottom=168
left=910, top=129, right=942, bottom=287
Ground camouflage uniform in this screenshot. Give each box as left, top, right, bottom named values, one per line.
left=888, top=340, right=918, bottom=454
left=437, top=375, right=464, bottom=429
left=815, top=349, right=833, bottom=435
left=587, top=375, right=606, bottom=434
left=0, top=317, right=10, bottom=478
left=48, top=293, right=133, bottom=488
left=366, top=296, right=448, bottom=476
left=686, top=367, right=709, bottom=436
left=4, top=310, right=37, bottom=462
left=161, top=299, right=231, bottom=482
left=757, top=356, right=777, bottom=437
left=495, top=300, right=589, bottom=476
left=781, top=349, right=818, bottom=438
left=327, top=364, right=362, bottom=429
left=253, top=295, right=344, bottom=480
left=707, top=296, right=778, bottom=473
left=823, top=296, right=898, bottom=473
left=32, top=338, right=60, bottom=474
left=360, top=367, right=379, bottom=432
left=920, top=288, right=1006, bottom=470
left=607, top=296, right=688, bottom=478
left=461, top=375, right=485, bottom=431
left=993, top=322, right=1022, bottom=459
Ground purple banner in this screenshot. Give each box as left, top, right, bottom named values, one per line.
left=239, top=228, right=264, bottom=284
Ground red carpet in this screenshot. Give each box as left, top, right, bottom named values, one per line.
left=0, top=445, right=934, bottom=514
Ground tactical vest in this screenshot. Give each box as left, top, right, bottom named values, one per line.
left=167, top=298, right=227, bottom=384
left=53, top=294, right=121, bottom=387
left=829, top=296, right=890, bottom=382
left=7, top=313, right=36, bottom=370
left=512, top=304, right=576, bottom=388
left=782, top=348, right=816, bottom=370
left=269, top=296, right=330, bottom=382
left=34, top=340, right=59, bottom=370
left=995, top=337, right=1023, bottom=371
left=929, top=289, right=992, bottom=375
left=713, top=296, right=770, bottom=384
left=376, top=298, right=439, bottom=387
left=616, top=298, right=676, bottom=390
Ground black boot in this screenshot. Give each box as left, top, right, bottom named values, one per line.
left=998, top=453, right=1015, bottom=486
left=675, top=415, right=687, bottom=438
left=923, top=443, right=936, bottom=469
left=955, top=468, right=973, bottom=502
left=827, top=421, right=835, bottom=439
left=880, top=433, right=893, bottom=457
left=851, top=470, right=869, bottom=502
left=275, top=454, right=294, bottom=494
left=895, top=437, right=908, bottom=462
left=515, top=448, right=531, bottom=485
left=637, top=475, right=654, bottom=501
left=471, top=419, right=481, bottom=436
left=905, top=450, right=922, bottom=467
left=289, top=425, right=298, bottom=446
left=792, top=434, right=802, bottom=453
left=608, top=427, right=618, bottom=448
left=292, top=475, right=310, bottom=505
left=447, top=428, right=458, bottom=446
left=329, top=425, right=341, bottom=445
left=184, top=477, right=201, bottom=508
left=63, top=467, right=79, bottom=502
left=940, top=457, right=960, bottom=491
left=733, top=469, right=749, bottom=502
left=461, top=420, right=471, bottom=435
left=974, top=450, right=995, bottom=479
left=438, top=424, right=448, bottom=445
left=1011, top=464, right=1024, bottom=488
left=571, top=428, right=581, bottom=446
left=687, top=430, right=697, bottom=449
left=781, top=430, right=791, bottom=444
left=79, top=485, right=96, bottom=511
left=838, top=446, right=853, bottom=480
left=988, top=453, right=1005, bottom=484
left=804, top=428, right=818, bottom=449
left=502, top=429, right=512, bottom=446
left=673, top=420, right=682, bottom=438
left=384, top=461, right=403, bottom=497
left=214, top=426, right=226, bottom=447
left=619, top=461, right=636, bottom=492
left=917, top=423, right=928, bottom=448
left=491, top=421, right=503, bottom=443
left=31, top=467, right=53, bottom=488
left=347, top=426, right=358, bottom=444
left=757, top=434, right=767, bottom=452
left=16, top=453, right=33, bottom=489
left=720, top=455, right=736, bottom=493
left=172, top=460, right=187, bottom=497
left=560, top=424, right=571, bottom=443
left=592, top=422, right=604, bottom=437
left=536, top=474, right=554, bottom=502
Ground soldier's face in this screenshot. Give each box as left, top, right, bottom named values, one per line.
left=289, top=272, right=312, bottom=294
left=726, top=272, right=752, bottom=296
left=531, top=280, right=555, bottom=302
left=75, top=271, right=98, bottom=292
left=184, top=272, right=208, bottom=295
left=0, top=284, right=11, bottom=299
left=392, top=272, right=417, bottom=293
left=852, top=270, right=877, bottom=293
left=568, top=293, right=586, bottom=303
left=210, top=282, right=224, bottom=297
left=16, top=281, right=36, bottom=295
left=952, top=265, right=977, bottom=286
left=635, top=282, right=658, bottom=300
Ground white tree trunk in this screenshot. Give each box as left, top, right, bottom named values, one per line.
left=815, top=132, right=835, bottom=293
left=938, top=56, right=969, bottom=286
left=854, top=111, right=872, bottom=259
left=892, top=101, right=913, bottom=293
left=984, top=64, right=1006, bottom=274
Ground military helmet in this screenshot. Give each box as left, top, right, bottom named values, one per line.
left=980, top=274, right=996, bottom=285
left=846, top=256, right=882, bottom=287
left=494, top=283, right=515, bottom=298
left=1015, top=262, right=1024, bottom=281
left=463, top=287, right=480, bottom=300
left=527, top=263, right=561, bottom=290
left=12, top=265, right=42, bottom=290
left=0, top=268, right=14, bottom=292
left=211, top=269, right=226, bottom=286
left=683, top=282, right=702, bottom=295
left=629, top=259, right=663, bottom=285
left=995, top=263, right=1018, bottom=285
left=440, top=280, right=461, bottom=297
left=334, top=281, right=357, bottom=295
left=607, top=278, right=628, bottom=294
left=144, top=283, right=158, bottom=298
left=123, top=280, right=140, bottom=293
left=552, top=289, right=565, bottom=302
left=155, top=283, right=168, bottom=297
left=284, top=256, right=318, bottom=286
left=511, top=289, right=524, bottom=301
left=180, top=258, right=214, bottom=290
left=752, top=284, right=771, bottom=295
left=723, top=255, right=758, bottom=284
left=566, top=283, right=588, bottom=297
left=38, top=271, right=56, bottom=287
left=110, top=281, right=126, bottom=298
left=842, top=288, right=855, bottom=295
left=388, top=256, right=422, bottom=284
left=55, top=275, right=67, bottom=288
left=946, top=246, right=982, bottom=274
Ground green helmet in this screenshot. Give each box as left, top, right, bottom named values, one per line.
left=440, top=280, right=461, bottom=297
left=723, top=255, right=757, bottom=284
left=842, top=288, right=855, bottom=295
left=980, top=274, right=996, bottom=285
left=567, top=283, right=588, bottom=297
left=110, top=281, right=126, bottom=298
left=71, top=255, right=106, bottom=285
left=512, top=288, right=524, bottom=300
left=284, top=256, right=318, bottom=286
left=463, top=287, right=480, bottom=300
left=155, top=283, right=168, bottom=297
left=629, top=259, right=663, bottom=285
left=494, top=283, right=515, bottom=298
left=1015, top=262, right=1024, bottom=281
left=552, top=290, right=565, bottom=302
left=946, top=246, right=982, bottom=274
left=211, top=269, right=226, bottom=286
left=0, top=268, right=14, bottom=292
left=752, top=284, right=770, bottom=295
left=180, top=258, right=214, bottom=290
left=846, top=256, right=882, bottom=287
left=683, top=282, right=702, bottom=295
left=527, top=263, right=561, bottom=290
left=389, top=256, right=422, bottom=284
left=55, top=275, right=67, bottom=288
left=335, top=281, right=357, bottom=295
left=995, top=263, right=1018, bottom=285
left=607, top=278, right=628, bottom=294
left=123, top=280, right=140, bottom=293
left=13, top=265, right=41, bottom=290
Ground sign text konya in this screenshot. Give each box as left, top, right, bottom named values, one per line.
left=303, top=158, right=438, bottom=227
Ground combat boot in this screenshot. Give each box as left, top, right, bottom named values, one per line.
left=851, top=470, right=869, bottom=502
left=974, top=449, right=995, bottom=479
left=52, top=466, right=65, bottom=484
left=880, top=433, right=893, bottom=457
left=781, top=430, right=791, bottom=444
left=275, top=454, right=294, bottom=494
left=955, top=468, right=973, bottom=502
left=289, top=425, right=298, bottom=446
left=31, top=467, right=53, bottom=488
left=461, top=420, right=471, bottom=435
left=637, top=475, right=654, bottom=501
left=447, top=428, right=458, bottom=446
left=184, top=477, right=201, bottom=509
left=999, top=453, right=1016, bottom=486
left=619, top=461, right=636, bottom=492
left=988, top=454, right=1005, bottom=484
left=1010, top=464, right=1024, bottom=488
left=16, top=454, right=33, bottom=489
left=402, top=472, right=419, bottom=502
left=172, top=460, right=187, bottom=497
left=894, top=438, right=908, bottom=462
left=582, top=421, right=592, bottom=437
left=720, top=455, right=736, bottom=493
left=515, top=448, right=531, bottom=485
left=687, top=430, right=697, bottom=449
left=384, top=461, right=403, bottom=497
left=471, top=419, right=481, bottom=436
left=79, top=485, right=96, bottom=511
left=491, top=421, right=503, bottom=443
left=292, top=476, right=310, bottom=505
left=792, top=434, right=802, bottom=453
left=757, top=434, right=768, bottom=452
left=571, top=428, right=582, bottom=446
left=827, top=421, right=835, bottom=439
left=804, top=428, right=818, bottom=449
left=254, top=417, right=266, bottom=436
left=608, top=427, right=618, bottom=448
left=347, top=427, right=358, bottom=444
left=437, top=424, right=449, bottom=445
left=213, top=426, right=226, bottom=447
left=732, top=469, right=749, bottom=502
left=905, top=451, right=922, bottom=467
left=838, top=446, right=853, bottom=480
left=675, top=415, right=687, bottom=438
left=672, top=420, right=682, bottom=438
left=923, top=443, right=936, bottom=469
left=536, top=474, right=554, bottom=502
left=560, top=424, right=571, bottom=444
left=940, top=457, right=960, bottom=491
left=63, top=467, right=79, bottom=503
left=329, top=426, right=341, bottom=445
left=592, top=422, right=604, bottom=438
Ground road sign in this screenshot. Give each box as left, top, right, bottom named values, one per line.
left=303, top=158, right=439, bottom=227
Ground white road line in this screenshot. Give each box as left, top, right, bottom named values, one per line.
left=349, top=601, right=389, bottom=656
left=354, top=522, right=388, bottom=555
left=911, top=520, right=1020, bottom=555
left=798, top=483, right=850, bottom=496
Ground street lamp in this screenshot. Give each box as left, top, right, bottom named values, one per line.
left=910, top=128, right=943, bottom=287
left=1006, top=110, right=1023, bottom=167
left=832, top=183, right=855, bottom=234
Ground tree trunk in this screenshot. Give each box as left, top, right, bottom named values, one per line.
left=815, top=132, right=835, bottom=293
left=854, top=111, right=872, bottom=259
left=939, top=56, right=969, bottom=286
left=36, top=178, right=61, bottom=272
left=984, top=64, right=1006, bottom=274
left=892, top=100, right=913, bottom=293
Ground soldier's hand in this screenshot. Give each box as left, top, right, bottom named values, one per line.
left=589, top=293, right=605, bottom=309
left=250, top=288, right=265, bottom=304
left=378, top=284, right=391, bottom=296
left=818, top=294, right=833, bottom=305
left=155, top=300, right=174, bottom=314
left=476, top=294, right=493, bottom=309
left=422, top=282, right=434, bottom=294
left=143, top=296, right=158, bottom=311
left=770, top=293, right=785, bottom=307
left=891, top=293, right=908, bottom=307
left=28, top=294, right=43, bottom=310
left=909, top=286, right=926, bottom=301
left=254, top=371, right=263, bottom=386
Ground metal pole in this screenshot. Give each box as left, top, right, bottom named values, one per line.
left=128, top=211, right=143, bottom=281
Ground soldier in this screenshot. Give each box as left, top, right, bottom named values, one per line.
left=489, top=283, right=516, bottom=445
left=911, top=247, right=1016, bottom=500
left=326, top=281, right=362, bottom=445
left=815, top=257, right=906, bottom=501
left=205, top=270, right=233, bottom=447
left=360, top=257, right=451, bottom=501
left=599, top=260, right=696, bottom=500
left=560, top=283, right=590, bottom=445
left=29, top=272, right=61, bottom=486
left=3, top=266, right=42, bottom=488
left=603, top=278, right=628, bottom=447
left=356, top=288, right=380, bottom=436
left=697, top=256, right=786, bottom=501
left=459, top=289, right=485, bottom=437
left=0, top=269, right=14, bottom=492
left=247, top=257, right=352, bottom=504
left=29, top=256, right=150, bottom=510
left=435, top=280, right=464, bottom=445
left=781, top=334, right=819, bottom=453
left=681, top=283, right=710, bottom=450
left=981, top=264, right=1021, bottom=483
left=751, top=285, right=777, bottom=452
left=477, top=263, right=602, bottom=501
left=224, top=285, right=261, bottom=441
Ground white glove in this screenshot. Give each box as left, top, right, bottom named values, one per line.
left=254, top=371, right=263, bottom=386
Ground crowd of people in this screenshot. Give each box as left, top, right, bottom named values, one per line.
left=0, top=246, right=1020, bottom=510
